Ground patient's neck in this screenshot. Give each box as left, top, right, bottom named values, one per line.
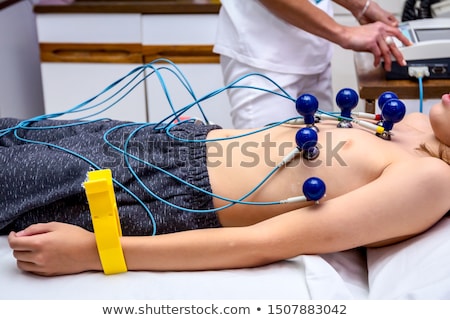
left=417, top=133, right=450, bottom=165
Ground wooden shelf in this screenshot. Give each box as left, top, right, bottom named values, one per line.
left=354, top=52, right=450, bottom=113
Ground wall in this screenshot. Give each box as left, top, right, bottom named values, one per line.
left=0, top=0, right=45, bottom=118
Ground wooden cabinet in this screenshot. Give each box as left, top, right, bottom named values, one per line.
left=36, top=0, right=410, bottom=121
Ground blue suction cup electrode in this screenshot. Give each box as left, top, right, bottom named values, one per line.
left=303, top=177, right=326, bottom=201
left=335, top=88, right=359, bottom=128
left=378, top=91, right=399, bottom=111
left=295, top=93, right=319, bottom=127
left=295, top=127, right=320, bottom=160
left=336, top=88, right=359, bottom=118
left=381, top=98, right=406, bottom=131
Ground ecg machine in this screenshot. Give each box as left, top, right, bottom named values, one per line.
left=385, top=18, right=450, bottom=80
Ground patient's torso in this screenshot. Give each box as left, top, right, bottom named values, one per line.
left=207, top=119, right=423, bottom=225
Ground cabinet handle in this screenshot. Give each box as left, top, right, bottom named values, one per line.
left=39, top=43, right=219, bottom=64
left=143, top=45, right=219, bottom=64
left=40, top=43, right=143, bottom=63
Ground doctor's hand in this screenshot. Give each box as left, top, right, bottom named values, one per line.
left=8, top=222, right=101, bottom=276
left=355, top=0, right=399, bottom=27
left=340, top=21, right=412, bottom=72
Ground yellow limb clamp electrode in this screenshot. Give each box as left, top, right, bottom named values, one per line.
left=83, top=169, right=127, bottom=275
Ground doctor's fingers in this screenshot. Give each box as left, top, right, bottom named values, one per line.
left=383, top=14, right=398, bottom=26
left=376, top=36, right=392, bottom=71
left=369, top=21, right=411, bottom=47
left=385, top=39, right=407, bottom=68
left=374, top=34, right=407, bottom=72
left=389, top=26, right=413, bottom=47
left=362, top=2, right=398, bottom=27
left=369, top=38, right=384, bottom=70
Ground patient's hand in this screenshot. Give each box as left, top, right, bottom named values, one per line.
left=8, top=222, right=101, bottom=276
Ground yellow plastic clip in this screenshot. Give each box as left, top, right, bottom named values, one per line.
left=83, top=169, right=127, bottom=275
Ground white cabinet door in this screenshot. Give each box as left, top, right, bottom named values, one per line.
left=37, top=13, right=147, bottom=121
left=142, top=14, right=218, bottom=45
left=41, top=62, right=147, bottom=122
left=36, top=13, right=142, bottom=43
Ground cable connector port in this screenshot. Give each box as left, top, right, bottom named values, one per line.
left=408, top=66, right=430, bottom=79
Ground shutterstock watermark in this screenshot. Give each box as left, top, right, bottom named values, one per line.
left=100, top=132, right=347, bottom=169
left=207, top=132, right=347, bottom=168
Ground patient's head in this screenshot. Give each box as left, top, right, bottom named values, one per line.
left=429, top=93, right=450, bottom=147
left=425, top=94, right=450, bottom=165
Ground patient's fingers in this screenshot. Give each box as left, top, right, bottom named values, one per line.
left=16, top=259, right=45, bottom=274
left=12, top=249, right=35, bottom=263
left=12, top=241, right=53, bottom=275
left=8, top=231, right=37, bottom=251
left=11, top=245, right=41, bottom=272
left=8, top=232, right=28, bottom=250
left=15, top=223, right=54, bottom=237
left=8, top=223, right=58, bottom=251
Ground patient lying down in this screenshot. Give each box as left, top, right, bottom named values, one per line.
left=2, top=94, right=450, bottom=276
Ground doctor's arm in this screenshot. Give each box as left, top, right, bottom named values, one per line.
left=258, top=0, right=411, bottom=70
left=333, top=0, right=398, bottom=26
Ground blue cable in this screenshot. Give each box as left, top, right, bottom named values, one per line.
left=9, top=120, right=159, bottom=235
left=418, top=76, right=424, bottom=113
left=101, top=122, right=289, bottom=210
left=152, top=71, right=296, bottom=131
left=2, top=58, right=368, bottom=235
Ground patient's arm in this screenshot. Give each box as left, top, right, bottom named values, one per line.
left=8, top=222, right=101, bottom=276
left=121, top=157, right=450, bottom=271
left=8, top=158, right=450, bottom=276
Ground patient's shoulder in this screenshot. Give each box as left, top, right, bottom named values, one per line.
left=386, top=156, right=450, bottom=181
left=405, top=157, right=450, bottom=192
left=417, top=156, right=450, bottom=173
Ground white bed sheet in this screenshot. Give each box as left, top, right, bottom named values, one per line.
left=1, top=216, right=449, bottom=300
left=367, top=216, right=450, bottom=299
left=0, top=237, right=367, bottom=300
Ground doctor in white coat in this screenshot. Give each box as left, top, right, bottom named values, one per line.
left=214, top=0, right=411, bottom=128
